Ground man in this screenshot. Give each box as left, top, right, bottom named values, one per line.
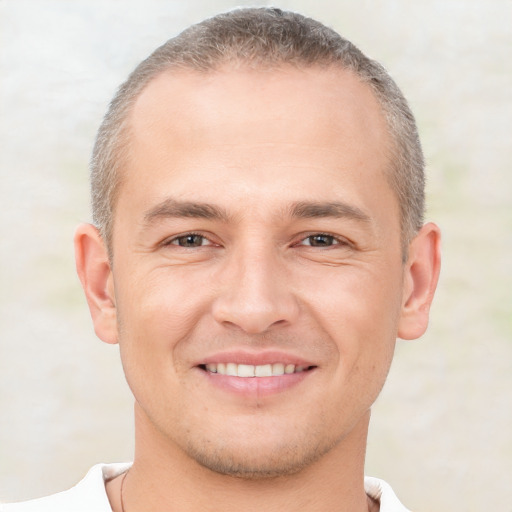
left=3, top=7, right=441, bottom=512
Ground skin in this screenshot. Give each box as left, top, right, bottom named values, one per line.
left=75, top=64, right=441, bottom=512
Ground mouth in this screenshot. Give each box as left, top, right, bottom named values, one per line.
left=196, top=354, right=317, bottom=398
left=199, top=362, right=315, bottom=377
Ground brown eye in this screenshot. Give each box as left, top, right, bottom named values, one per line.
left=173, top=234, right=206, bottom=247
left=304, top=234, right=337, bottom=247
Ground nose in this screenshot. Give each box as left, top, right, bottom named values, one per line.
left=211, top=247, right=300, bottom=334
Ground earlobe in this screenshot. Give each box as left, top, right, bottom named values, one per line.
left=397, top=222, right=441, bottom=340
left=74, top=223, right=118, bottom=345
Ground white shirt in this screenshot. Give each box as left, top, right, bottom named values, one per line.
left=1, top=463, right=410, bottom=511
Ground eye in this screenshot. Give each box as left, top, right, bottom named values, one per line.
left=170, top=234, right=209, bottom=248
left=301, top=234, right=340, bottom=247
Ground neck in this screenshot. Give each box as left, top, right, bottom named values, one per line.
left=112, top=405, right=373, bottom=512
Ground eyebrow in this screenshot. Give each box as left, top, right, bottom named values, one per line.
left=289, top=201, right=371, bottom=223
left=143, top=198, right=230, bottom=224
left=143, top=198, right=371, bottom=225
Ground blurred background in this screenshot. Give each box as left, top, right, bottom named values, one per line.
left=0, top=1, right=510, bottom=510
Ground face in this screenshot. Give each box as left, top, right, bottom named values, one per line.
left=108, top=65, right=407, bottom=476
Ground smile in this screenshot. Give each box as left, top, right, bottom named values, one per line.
left=197, top=352, right=317, bottom=397
left=202, top=363, right=313, bottom=377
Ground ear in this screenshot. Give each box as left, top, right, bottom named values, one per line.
left=398, top=222, right=441, bottom=340
left=74, top=223, right=118, bottom=344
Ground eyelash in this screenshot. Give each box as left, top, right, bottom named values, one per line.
left=162, top=232, right=214, bottom=248
left=297, top=233, right=349, bottom=248
left=161, top=232, right=350, bottom=249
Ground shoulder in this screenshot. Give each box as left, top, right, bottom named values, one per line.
left=364, top=476, right=411, bottom=512
left=1, top=463, right=131, bottom=512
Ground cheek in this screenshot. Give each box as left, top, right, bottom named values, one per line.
left=117, top=263, right=210, bottom=328
left=300, top=262, right=402, bottom=379
left=113, top=274, right=201, bottom=424
left=302, top=260, right=403, bottom=329
left=113, top=267, right=211, bottom=379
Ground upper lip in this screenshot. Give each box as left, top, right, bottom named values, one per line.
left=197, top=350, right=315, bottom=367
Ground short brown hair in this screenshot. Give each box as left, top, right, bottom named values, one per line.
left=91, top=7, right=424, bottom=255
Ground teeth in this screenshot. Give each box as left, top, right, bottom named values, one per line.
left=284, top=364, right=295, bottom=374
left=255, top=364, right=272, bottom=377
left=237, top=364, right=255, bottom=377
left=272, top=363, right=285, bottom=375
left=204, top=363, right=309, bottom=377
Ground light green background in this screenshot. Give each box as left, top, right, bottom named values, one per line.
left=1, top=1, right=511, bottom=511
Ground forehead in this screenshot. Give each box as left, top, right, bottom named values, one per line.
left=130, top=64, right=389, bottom=157
left=118, top=64, right=394, bottom=226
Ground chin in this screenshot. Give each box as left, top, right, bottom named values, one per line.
left=184, top=433, right=335, bottom=479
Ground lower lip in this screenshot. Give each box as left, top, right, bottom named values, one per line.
left=199, top=368, right=313, bottom=398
